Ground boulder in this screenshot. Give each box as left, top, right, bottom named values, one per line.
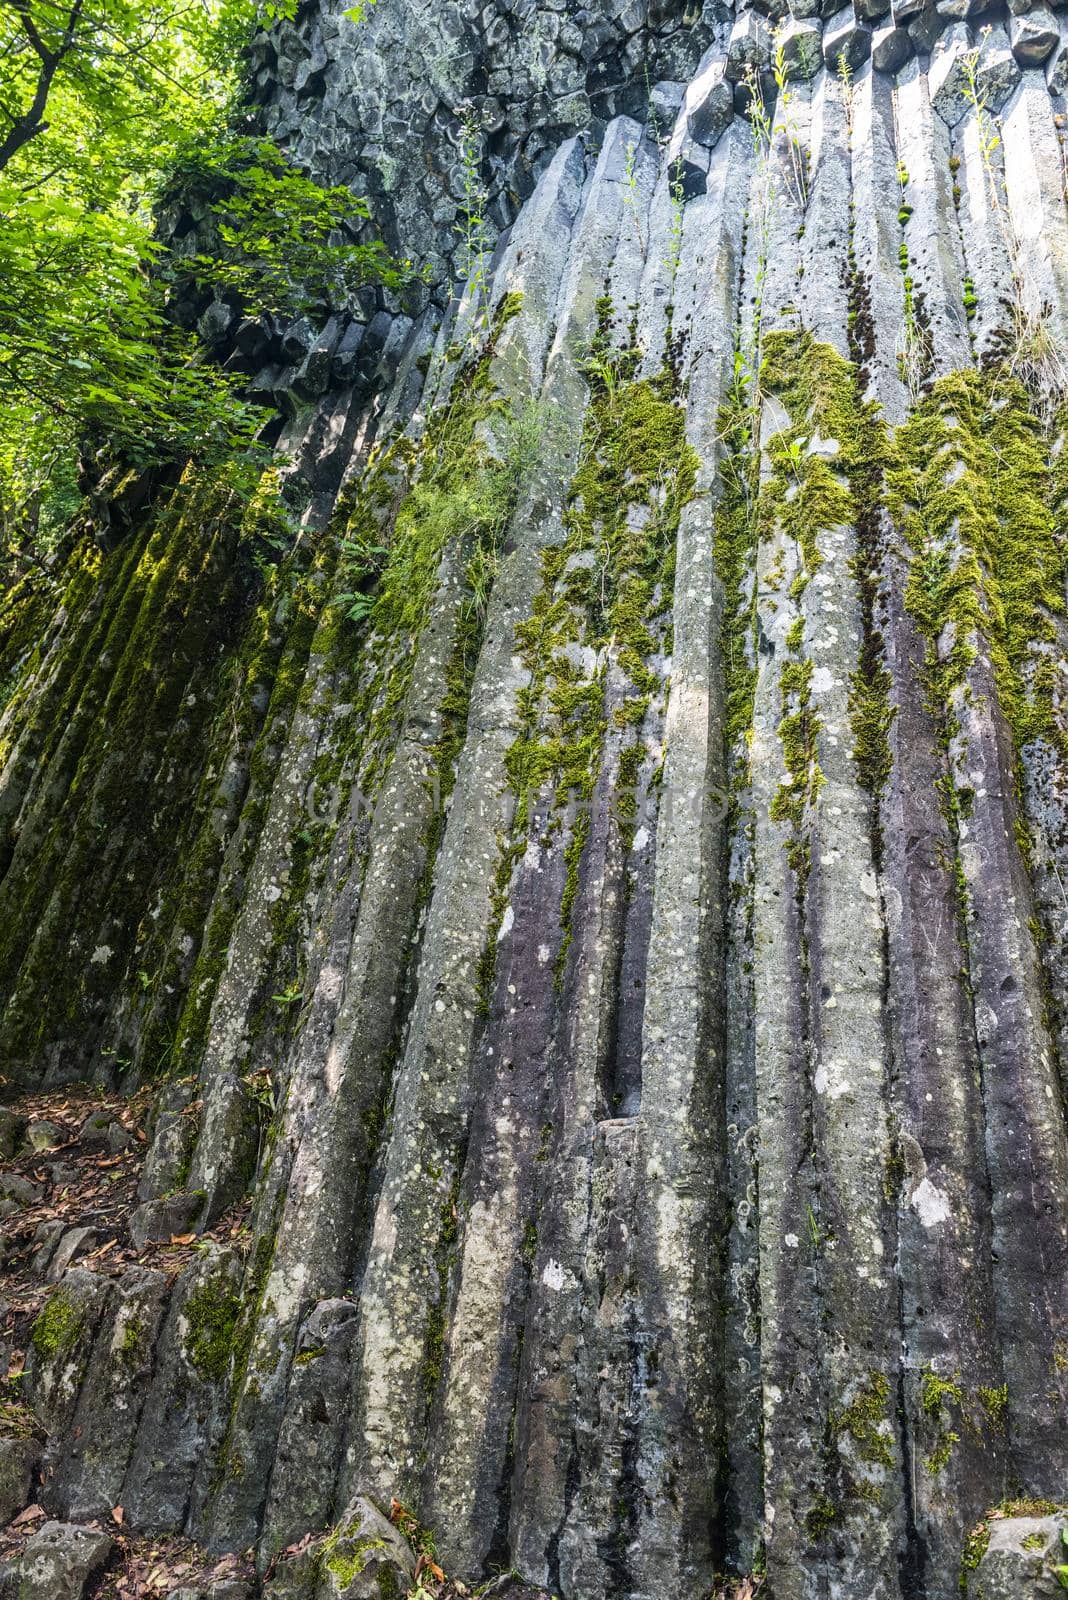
left=263, top=1545, right=318, bottom=1600
left=725, top=10, right=773, bottom=80
left=196, top=301, right=235, bottom=347
left=280, top=317, right=317, bottom=362
left=318, top=1496, right=417, bottom=1599
left=973, top=24, right=1021, bottom=112
left=0, top=1110, right=26, bottom=1160
left=137, top=1080, right=198, bottom=1204
left=908, top=0, right=946, bottom=50
left=26, top=1120, right=64, bottom=1153
left=331, top=321, right=366, bottom=384
left=0, top=1173, right=42, bottom=1210
left=929, top=23, right=976, bottom=126
left=46, top=1229, right=97, bottom=1284
left=646, top=78, right=685, bottom=129
left=789, top=0, right=840, bottom=20
left=106, top=1122, right=132, bottom=1154
left=823, top=7, right=873, bottom=68
left=777, top=15, right=825, bottom=77
left=76, top=1110, right=112, bottom=1146
left=936, top=0, right=986, bottom=19
left=24, top=1271, right=111, bottom=1435
left=1, top=1521, right=112, bottom=1599
left=856, top=0, right=892, bottom=21
left=261, top=1300, right=361, bottom=1555
left=128, top=1190, right=204, bottom=1248
left=120, top=1247, right=243, bottom=1529
left=683, top=54, right=735, bottom=148
left=293, top=316, right=343, bottom=401
left=1009, top=5, right=1059, bottom=61
left=47, top=1266, right=168, bottom=1521
left=872, top=19, right=914, bottom=68
left=0, top=1435, right=41, bottom=1525
left=1047, top=23, right=1068, bottom=91
left=970, top=1514, right=1068, bottom=1598
left=185, top=1074, right=260, bottom=1226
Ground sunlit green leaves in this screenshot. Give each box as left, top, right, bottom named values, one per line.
left=0, top=0, right=403, bottom=584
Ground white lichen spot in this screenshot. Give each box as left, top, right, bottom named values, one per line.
left=784, top=1232, right=799, bottom=1248
left=90, top=945, right=112, bottom=965
left=810, top=666, right=835, bottom=694
left=497, top=904, right=514, bottom=941
left=264, top=884, right=282, bottom=904
left=911, top=1177, right=952, bottom=1229
left=632, top=825, right=650, bottom=852
left=542, top=1259, right=565, bottom=1292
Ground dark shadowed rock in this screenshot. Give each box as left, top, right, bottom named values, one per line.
left=0, top=1436, right=41, bottom=1526
left=128, top=1192, right=203, bottom=1248
left=1009, top=5, right=1059, bottom=61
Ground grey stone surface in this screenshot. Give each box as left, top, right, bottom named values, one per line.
left=684, top=52, right=735, bottom=147
left=121, top=1247, right=243, bottom=1530
left=0, top=1110, right=26, bottom=1159
left=1049, top=19, right=1068, bottom=88
left=0, top=1172, right=41, bottom=1208
left=24, top=1270, right=111, bottom=1437
left=76, top=1110, right=111, bottom=1145
left=647, top=78, right=685, bottom=125
left=929, top=22, right=976, bottom=124
left=25, top=1120, right=63, bottom=1152
left=974, top=21, right=1022, bottom=108
left=261, top=1299, right=360, bottom=1558
left=1010, top=4, right=1059, bottom=59
left=1, top=1522, right=112, bottom=1600
left=45, top=1228, right=97, bottom=1284
left=823, top=6, right=873, bottom=67
left=971, top=1515, right=1068, bottom=1598
left=316, top=1497, right=416, bottom=1598
left=0, top=1436, right=40, bottom=1526
left=128, top=1191, right=202, bottom=1248
left=872, top=18, right=914, bottom=67
left=856, top=0, right=893, bottom=20
left=46, top=1267, right=169, bottom=1521
left=907, top=0, right=946, bottom=49
left=777, top=13, right=825, bottom=76
left=725, top=9, right=772, bottom=80
left=4, top=7, right=1068, bottom=1600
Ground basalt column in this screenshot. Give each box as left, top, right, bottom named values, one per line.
left=3, top=2, right=1068, bottom=1598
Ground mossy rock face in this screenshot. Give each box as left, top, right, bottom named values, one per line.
left=24, top=1270, right=110, bottom=1435
left=317, top=1495, right=416, bottom=1599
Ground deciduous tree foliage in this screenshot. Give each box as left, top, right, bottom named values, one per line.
left=0, top=0, right=400, bottom=580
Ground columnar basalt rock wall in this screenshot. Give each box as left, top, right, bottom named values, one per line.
left=2, top=2, right=1068, bottom=1597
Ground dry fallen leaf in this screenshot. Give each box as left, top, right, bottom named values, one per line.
left=111, top=1505, right=124, bottom=1525
left=11, top=1505, right=44, bottom=1527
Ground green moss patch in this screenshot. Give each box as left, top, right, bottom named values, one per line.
left=479, top=299, right=697, bottom=999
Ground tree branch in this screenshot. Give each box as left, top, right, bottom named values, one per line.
left=0, top=0, right=84, bottom=174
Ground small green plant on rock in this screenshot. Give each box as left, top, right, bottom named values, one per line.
left=455, top=106, right=493, bottom=334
